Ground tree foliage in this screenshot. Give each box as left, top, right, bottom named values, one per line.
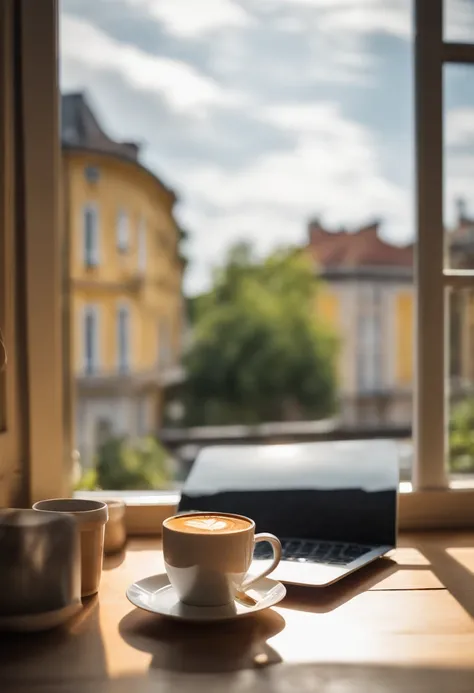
left=450, top=398, right=474, bottom=472
left=76, top=436, right=171, bottom=490
left=183, top=243, right=338, bottom=425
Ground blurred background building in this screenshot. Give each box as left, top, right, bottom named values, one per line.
left=61, top=93, right=185, bottom=467
left=309, top=219, right=414, bottom=427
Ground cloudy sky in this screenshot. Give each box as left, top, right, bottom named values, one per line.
left=60, top=0, right=474, bottom=294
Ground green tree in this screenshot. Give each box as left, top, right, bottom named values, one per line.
left=76, top=436, right=171, bottom=491
left=450, top=398, right=474, bottom=473
left=183, top=243, right=338, bottom=425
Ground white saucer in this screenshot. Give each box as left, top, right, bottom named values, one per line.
left=126, top=574, right=286, bottom=623
left=0, top=601, right=82, bottom=632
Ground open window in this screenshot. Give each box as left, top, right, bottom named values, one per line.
left=4, top=0, right=474, bottom=529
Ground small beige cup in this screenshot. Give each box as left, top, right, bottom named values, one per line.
left=33, top=499, right=108, bottom=597
left=103, top=499, right=126, bottom=554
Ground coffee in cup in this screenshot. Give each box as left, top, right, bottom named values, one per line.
left=162, top=511, right=281, bottom=607
left=166, top=513, right=251, bottom=534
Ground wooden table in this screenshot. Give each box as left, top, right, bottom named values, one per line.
left=2, top=533, right=474, bottom=692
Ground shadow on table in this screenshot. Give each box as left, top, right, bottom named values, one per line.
left=419, top=535, right=474, bottom=619
left=104, top=549, right=127, bottom=570
left=281, top=556, right=399, bottom=613
left=6, top=660, right=474, bottom=693
left=119, top=607, right=285, bottom=673
left=0, top=595, right=108, bottom=684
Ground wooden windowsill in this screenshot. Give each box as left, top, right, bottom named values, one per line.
left=75, top=486, right=474, bottom=535
left=2, top=532, right=474, bottom=692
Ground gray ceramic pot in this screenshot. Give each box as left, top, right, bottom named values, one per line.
left=0, top=509, right=81, bottom=619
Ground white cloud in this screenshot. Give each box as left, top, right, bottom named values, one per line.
left=178, top=102, right=410, bottom=293
left=445, top=0, right=474, bottom=42
left=444, top=108, right=474, bottom=224
left=59, top=2, right=414, bottom=294
left=275, top=0, right=411, bottom=39
left=60, top=14, right=244, bottom=113
left=320, top=5, right=410, bottom=39
left=446, top=107, right=474, bottom=147
left=121, top=0, right=251, bottom=37
left=182, top=103, right=405, bottom=220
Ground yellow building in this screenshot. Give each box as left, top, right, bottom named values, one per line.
left=448, top=202, right=474, bottom=394
left=308, top=220, right=414, bottom=427
left=62, top=93, right=184, bottom=466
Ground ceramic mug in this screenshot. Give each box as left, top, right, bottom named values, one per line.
left=33, top=499, right=108, bottom=597
left=0, top=509, right=82, bottom=627
left=162, top=511, right=282, bottom=607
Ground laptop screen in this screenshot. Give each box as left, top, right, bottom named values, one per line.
left=179, top=440, right=398, bottom=547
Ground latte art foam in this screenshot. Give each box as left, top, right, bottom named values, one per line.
left=166, top=513, right=251, bottom=534
left=185, top=517, right=228, bottom=531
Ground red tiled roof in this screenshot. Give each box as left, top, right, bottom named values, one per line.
left=307, top=220, right=413, bottom=269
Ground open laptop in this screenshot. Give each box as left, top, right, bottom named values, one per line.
left=178, top=439, right=398, bottom=587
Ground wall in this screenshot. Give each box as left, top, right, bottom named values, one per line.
left=315, top=285, right=344, bottom=385
left=395, top=290, right=414, bottom=385
left=316, top=278, right=414, bottom=405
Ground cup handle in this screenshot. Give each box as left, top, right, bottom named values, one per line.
left=242, top=533, right=282, bottom=589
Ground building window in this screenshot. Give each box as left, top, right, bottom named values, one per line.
left=158, top=317, right=172, bottom=368
left=137, top=397, right=149, bottom=436
left=117, top=209, right=129, bottom=252
left=83, top=306, right=99, bottom=375
left=117, top=304, right=131, bottom=373
left=357, top=287, right=382, bottom=393
left=83, top=204, right=99, bottom=267
left=84, top=166, right=100, bottom=184
left=138, top=218, right=146, bottom=272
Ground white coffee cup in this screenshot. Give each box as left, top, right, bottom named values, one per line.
left=162, top=511, right=282, bottom=607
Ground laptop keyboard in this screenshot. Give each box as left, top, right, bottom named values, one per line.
left=253, top=538, right=374, bottom=566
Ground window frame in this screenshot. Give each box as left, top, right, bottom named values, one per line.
left=0, top=0, right=23, bottom=505
left=414, top=0, right=474, bottom=489
left=19, top=0, right=474, bottom=530
left=19, top=0, right=68, bottom=502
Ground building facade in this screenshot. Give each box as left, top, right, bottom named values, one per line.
left=448, top=202, right=474, bottom=399
left=62, top=93, right=184, bottom=466
left=308, top=220, right=414, bottom=427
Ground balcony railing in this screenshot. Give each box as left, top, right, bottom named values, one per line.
left=76, top=363, right=186, bottom=392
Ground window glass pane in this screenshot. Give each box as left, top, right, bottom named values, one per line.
left=444, top=63, right=474, bottom=269
left=117, top=209, right=129, bottom=251
left=83, top=205, right=98, bottom=266
left=84, top=307, right=98, bottom=375
left=117, top=306, right=130, bottom=372
left=444, top=0, right=474, bottom=43
left=84, top=165, right=100, bottom=184
left=449, top=287, right=474, bottom=481
left=158, top=317, right=171, bottom=368
left=61, top=0, right=414, bottom=492
left=138, top=218, right=146, bottom=272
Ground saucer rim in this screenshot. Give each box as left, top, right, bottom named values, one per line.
left=126, top=573, right=286, bottom=623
